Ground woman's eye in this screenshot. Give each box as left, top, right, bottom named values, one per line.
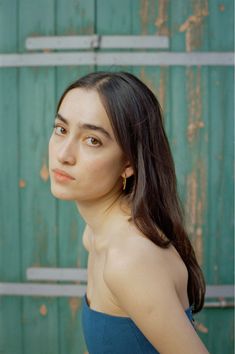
left=86, top=137, right=101, bottom=147
left=53, top=124, right=66, bottom=135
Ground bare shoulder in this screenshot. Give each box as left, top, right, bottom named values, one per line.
left=104, top=231, right=189, bottom=312
left=103, top=233, right=209, bottom=353
left=104, top=232, right=187, bottom=291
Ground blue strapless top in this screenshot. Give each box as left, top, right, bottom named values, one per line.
left=82, top=294, right=194, bottom=354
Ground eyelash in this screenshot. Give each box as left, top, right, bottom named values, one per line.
left=52, top=123, right=102, bottom=147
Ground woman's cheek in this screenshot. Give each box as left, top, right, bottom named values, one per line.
left=84, top=154, right=122, bottom=181
left=84, top=157, right=108, bottom=176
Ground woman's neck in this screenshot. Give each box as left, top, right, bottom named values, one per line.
left=75, top=192, right=131, bottom=240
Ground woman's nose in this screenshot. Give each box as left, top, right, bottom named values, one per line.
left=57, top=140, right=76, bottom=165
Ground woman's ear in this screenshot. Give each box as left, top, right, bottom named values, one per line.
left=122, top=163, right=134, bottom=179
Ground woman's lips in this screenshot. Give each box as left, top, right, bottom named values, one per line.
left=52, top=168, right=75, bottom=182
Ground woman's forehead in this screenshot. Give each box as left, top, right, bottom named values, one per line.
left=58, top=88, right=115, bottom=139
left=60, top=89, right=107, bottom=122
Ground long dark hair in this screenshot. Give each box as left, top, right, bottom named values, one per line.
left=57, top=71, right=205, bottom=313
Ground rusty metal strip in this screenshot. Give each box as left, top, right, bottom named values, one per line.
left=26, top=35, right=169, bottom=50
left=0, top=52, right=233, bottom=67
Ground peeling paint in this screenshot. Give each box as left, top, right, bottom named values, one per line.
left=187, top=120, right=205, bottom=142
left=185, top=162, right=206, bottom=266
left=195, top=226, right=203, bottom=265
left=40, top=163, right=49, bottom=182
left=155, top=0, right=169, bottom=36
left=140, top=0, right=149, bottom=34
left=195, top=321, right=209, bottom=333
left=219, top=4, right=225, bottom=12
left=186, top=171, right=197, bottom=232
left=69, top=297, right=81, bottom=320
left=139, top=68, right=166, bottom=111
left=40, top=304, right=47, bottom=316
left=186, top=67, right=204, bottom=144
left=159, top=68, right=167, bottom=110
left=19, top=179, right=26, bottom=188
left=140, top=68, right=155, bottom=92
left=179, top=0, right=208, bottom=51
left=43, top=48, right=52, bottom=53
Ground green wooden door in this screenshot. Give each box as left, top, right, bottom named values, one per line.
left=0, top=1, right=234, bottom=353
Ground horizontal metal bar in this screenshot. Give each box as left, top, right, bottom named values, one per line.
left=0, top=282, right=234, bottom=302
left=205, top=285, right=234, bottom=298
left=26, top=268, right=234, bottom=298
left=204, top=301, right=234, bottom=308
left=0, top=283, right=86, bottom=297
left=0, top=52, right=233, bottom=67
left=27, top=267, right=87, bottom=282
left=26, top=35, right=169, bottom=50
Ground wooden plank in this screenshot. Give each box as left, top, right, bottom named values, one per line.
left=55, top=1, right=94, bottom=354
left=169, top=0, right=209, bottom=350
left=169, top=1, right=234, bottom=353
left=96, top=0, right=133, bottom=73
left=131, top=0, right=171, bottom=136
left=170, top=0, right=211, bottom=284
left=202, top=1, right=234, bottom=353
left=17, top=1, right=59, bottom=354
left=0, top=1, right=23, bottom=354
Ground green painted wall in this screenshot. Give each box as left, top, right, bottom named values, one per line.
left=0, top=1, right=233, bottom=353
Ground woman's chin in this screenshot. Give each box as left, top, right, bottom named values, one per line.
left=50, top=186, right=76, bottom=200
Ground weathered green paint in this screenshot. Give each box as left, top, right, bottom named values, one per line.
left=0, top=0, right=23, bottom=353
left=0, top=1, right=233, bottom=353
left=55, top=1, right=95, bottom=353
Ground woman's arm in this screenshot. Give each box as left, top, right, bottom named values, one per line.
left=104, top=241, right=209, bottom=354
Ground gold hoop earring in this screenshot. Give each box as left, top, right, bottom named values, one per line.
left=122, top=176, right=127, bottom=191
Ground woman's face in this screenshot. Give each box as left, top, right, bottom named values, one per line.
left=49, top=88, right=127, bottom=202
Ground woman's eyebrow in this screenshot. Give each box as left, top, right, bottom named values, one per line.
left=56, top=113, right=68, bottom=124
left=55, top=113, right=112, bottom=140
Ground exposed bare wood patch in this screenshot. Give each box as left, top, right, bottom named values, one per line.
left=40, top=162, right=49, bottom=182
left=179, top=0, right=208, bottom=51
left=155, top=0, right=169, bottom=36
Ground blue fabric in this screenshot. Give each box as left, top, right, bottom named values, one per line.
left=82, top=294, right=194, bottom=354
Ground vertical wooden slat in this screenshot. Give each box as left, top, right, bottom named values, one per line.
left=18, top=1, right=59, bottom=354
left=200, top=1, right=234, bottom=353
left=96, top=0, right=133, bottom=73
left=169, top=1, right=234, bottom=353
left=170, top=0, right=210, bottom=268
left=0, top=1, right=23, bottom=353
left=55, top=2, right=95, bottom=354
left=131, top=1, right=170, bottom=135
left=170, top=11, right=210, bottom=346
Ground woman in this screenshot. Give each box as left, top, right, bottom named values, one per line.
left=49, top=71, right=209, bottom=353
